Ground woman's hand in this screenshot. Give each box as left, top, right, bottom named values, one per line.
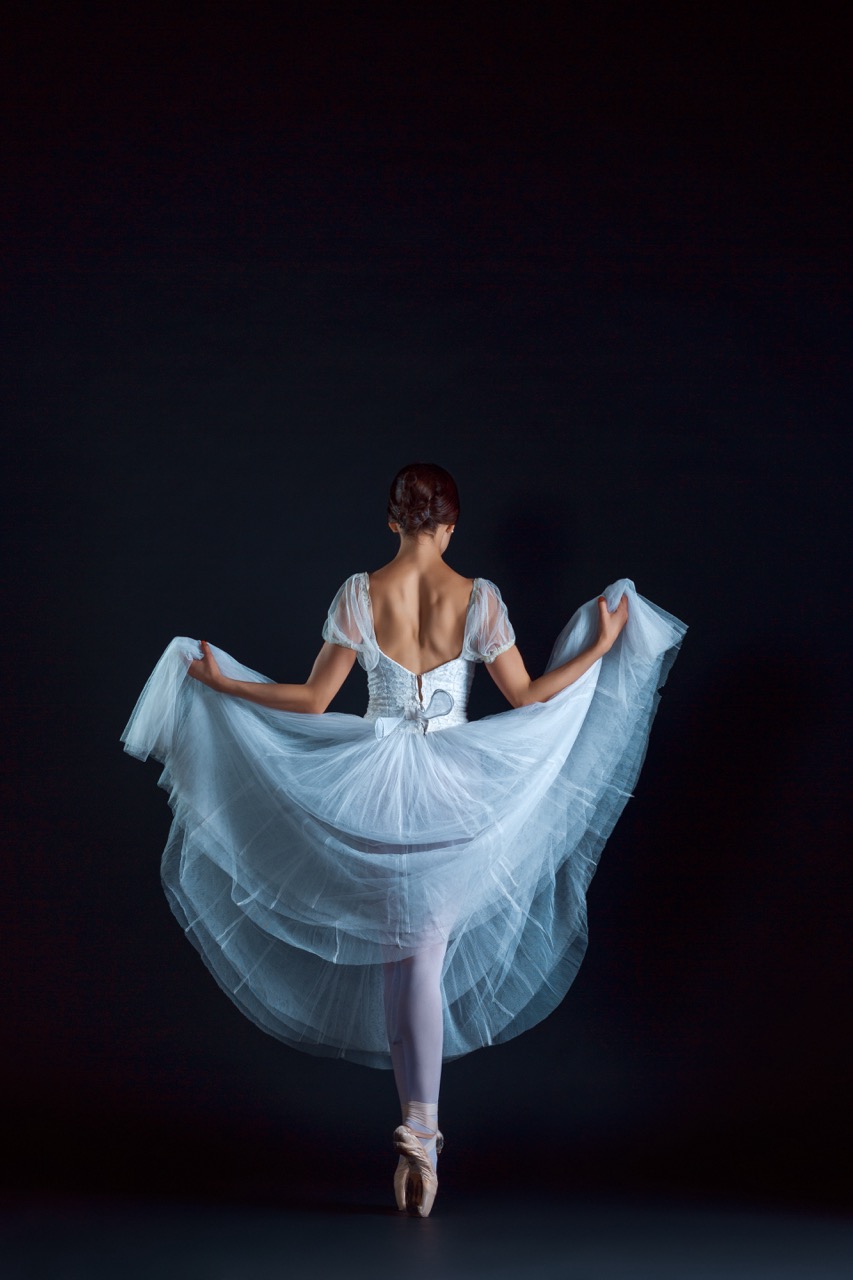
left=597, top=594, right=629, bottom=653
left=188, top=640, right=225, bottom=691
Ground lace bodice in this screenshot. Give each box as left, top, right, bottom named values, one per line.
left=363, top=651, right=476, bottom=735
left=322, top=572, right=516, bottom=736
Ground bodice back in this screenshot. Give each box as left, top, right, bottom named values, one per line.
left=364, top=652, right=475, bottom=736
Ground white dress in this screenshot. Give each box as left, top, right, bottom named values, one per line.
left=122, top=574, right=686, bottom=1067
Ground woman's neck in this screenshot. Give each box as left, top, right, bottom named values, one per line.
left=392, top=535, right=447, bottom=568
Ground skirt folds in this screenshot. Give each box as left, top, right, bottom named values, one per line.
left=122, top=579, right=686, bottom=1066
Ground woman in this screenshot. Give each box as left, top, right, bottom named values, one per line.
left=122, top=462, right=686, bottom=1217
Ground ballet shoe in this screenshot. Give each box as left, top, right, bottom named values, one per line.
left=393, top=1129, right=444, bottom=1212
left=392, top=1124, right=443, bottom=1217
left=393, top=1154, right=410, bottom=1212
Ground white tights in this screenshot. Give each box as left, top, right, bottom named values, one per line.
left=383, top=941, right=446, bottom=1116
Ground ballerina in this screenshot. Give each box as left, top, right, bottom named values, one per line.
left=122, top=462, right=686, bottom=1216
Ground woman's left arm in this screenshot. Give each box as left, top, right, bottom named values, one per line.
left=188, top=640, right=357, bottom=713
left=487, top=594, right=628, bottom=708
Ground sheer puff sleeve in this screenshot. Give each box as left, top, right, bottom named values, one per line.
left=463, top=578, right=516, bottom=664
left=321, top=573, right=380, bottom=671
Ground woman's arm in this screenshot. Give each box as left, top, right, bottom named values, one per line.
left=187, top=640, right=357, bottom=713
left=487, top=595, right=628, bottom=709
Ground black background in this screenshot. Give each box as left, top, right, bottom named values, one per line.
left=5, top=1, right=850, bottom=1215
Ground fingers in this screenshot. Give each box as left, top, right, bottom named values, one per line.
left=599, top=593, right=629, bottom=618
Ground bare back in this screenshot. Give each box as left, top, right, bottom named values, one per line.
left=366, top=563, right=475, bottom=676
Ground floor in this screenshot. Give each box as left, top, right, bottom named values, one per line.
left=5, top=1188, right=853, bottom=1280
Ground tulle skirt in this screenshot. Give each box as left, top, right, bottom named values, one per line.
left=122, top=580, right=686, bottom=1067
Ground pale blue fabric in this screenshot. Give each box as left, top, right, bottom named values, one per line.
left=122, top=576, right=686, bottom=1067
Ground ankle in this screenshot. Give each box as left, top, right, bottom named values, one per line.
left=405, top=1100, right=439, bottom=1135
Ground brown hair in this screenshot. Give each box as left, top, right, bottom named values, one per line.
left=387, top=463, right=460, bottom=536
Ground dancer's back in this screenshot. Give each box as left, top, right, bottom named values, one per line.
left=367, top=561, right=476, bottom=676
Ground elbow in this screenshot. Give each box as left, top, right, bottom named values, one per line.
left=513, top=687, right=538, bottom=709
left=274, top=685, right=325, bottom=715
left=302, top=685, right=331, bottom=714
left=515, top=681, right=552, bottom=708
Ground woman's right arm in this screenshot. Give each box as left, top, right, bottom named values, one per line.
left=188, top=640, right=357, bottom=713
left=486, top=595, right=628, bottom=708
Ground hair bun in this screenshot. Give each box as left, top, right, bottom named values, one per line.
left=387, top=463, right=460, bottom=536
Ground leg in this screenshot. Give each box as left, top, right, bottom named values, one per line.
left=394, top=941, right=446, bottom=1107
left=385, top=941, right=447, bottom=1216
left=382, top=958, right=408, bottom=1118
left=383, top=940, right=447, bottom=1110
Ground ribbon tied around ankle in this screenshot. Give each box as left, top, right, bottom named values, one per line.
left=373, top=688, right=455, bottom=739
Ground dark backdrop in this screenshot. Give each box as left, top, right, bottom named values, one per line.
left=5, top=3, right=850, bottom=1211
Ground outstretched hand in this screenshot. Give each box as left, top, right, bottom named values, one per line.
left=188, top=640, right=224, bottom=690
left=597, top=594, right=629, bottom=652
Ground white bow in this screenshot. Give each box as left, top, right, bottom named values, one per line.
left=373, top=688, right=455, bottom=739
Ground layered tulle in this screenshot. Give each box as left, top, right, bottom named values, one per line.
left=122, top=578, right=686, bottom=1067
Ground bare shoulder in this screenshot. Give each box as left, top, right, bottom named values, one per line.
left=368, top=563, right=473, bottom=598
left=440, top=567, right=476, bottom=601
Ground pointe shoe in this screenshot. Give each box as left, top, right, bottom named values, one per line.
left=393, top=1129, right=444, bottom=1212
left=393, top=1154, right=410, bottom=1212
left=392, top=1124, right=444, bottom=1217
